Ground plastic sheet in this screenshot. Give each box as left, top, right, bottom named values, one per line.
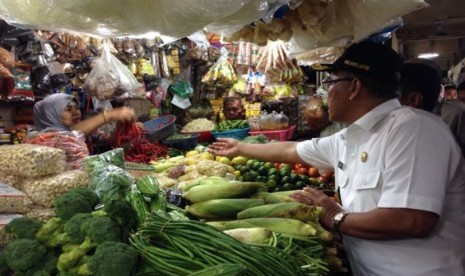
left=0, top=0, right=282, bottom=39
left=289, top=0, right=428, bottom=54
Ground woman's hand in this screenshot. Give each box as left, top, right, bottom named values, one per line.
left=290, top=187, right=344, bottom=230
left=108, top=107, right=137, bottom=124
left=208, top=138, right=241, bottom=157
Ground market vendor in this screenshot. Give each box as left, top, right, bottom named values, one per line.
left=33, top=93, right=137, bottom=137
left=222, top=96, right=245, bottom=120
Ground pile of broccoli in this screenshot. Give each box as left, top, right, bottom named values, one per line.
left=0, top=187, right=139, bottom=276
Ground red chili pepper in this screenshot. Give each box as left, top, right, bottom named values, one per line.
left=113, top=122, right=167, bottom=164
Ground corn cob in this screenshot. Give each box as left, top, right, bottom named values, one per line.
left=237, top=202, right=322, bottom=222
left=306, top=220, right=333, bottom=242
left=251, top=191, right=296, bottom=204
left=208, top=217, right=317, bottom=237
left=186, top=198, right=264, bottom=219
left=182, top=182, right=266, bottom=203
left=223, top=227, right=272, bottom=244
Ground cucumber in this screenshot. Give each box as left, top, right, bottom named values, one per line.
left=136, top=175, right=160, bottom=197
left=127, top=189, right=149, bottom=224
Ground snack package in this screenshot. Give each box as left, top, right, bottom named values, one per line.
left=18, top=170, right=89, bottom=208
left=8, top=63, right=35, bottom=101
left=83, top=43, right=141, bottom=100
left=0, top=183, right=32, bottom=214
left=23, top=130, right=89, bottom=170
left=0, top=144, right=65, bottom=178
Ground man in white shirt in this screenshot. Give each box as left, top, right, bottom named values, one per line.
left=209, top=41, right=465, bottom=276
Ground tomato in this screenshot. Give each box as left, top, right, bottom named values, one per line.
left=293, top=163, right=305, bottom=170
left=294, top=167, right=308, bottom=176
left=308, top=167, right=320, bottom=177
left=319, top=170, right=334, bottom=179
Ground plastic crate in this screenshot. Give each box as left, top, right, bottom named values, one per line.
left=180, top=130, right=213, bottom=143
left=212, top=127, right=251, bottom=141
left=144, top=115, right=176, bottom=142
left=249, top=125, right=296, bottom=141
left=161, top=133, right=199, bottom=151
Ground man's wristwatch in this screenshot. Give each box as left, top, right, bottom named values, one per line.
left=332, top=211, right=349, bottom=233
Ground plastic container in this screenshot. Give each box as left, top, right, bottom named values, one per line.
left=181, top=130, right=213, bottom=143
left=249, top=125, right=296, bottom=141
left=161, top=133, right=199, bottom=151
left=144, top=115, right=176, bottom=142
left=212, top=127, right=251, bottom=141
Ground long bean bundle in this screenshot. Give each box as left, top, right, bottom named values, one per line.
left=268, top=233, right=329, bottom=276
left=130, top=212, right=304, bottom=276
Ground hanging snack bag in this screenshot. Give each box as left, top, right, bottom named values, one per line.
left=83, top=43, right=141, bottom=100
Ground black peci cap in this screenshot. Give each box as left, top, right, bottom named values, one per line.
left=313, top=41, right=403, bottom=83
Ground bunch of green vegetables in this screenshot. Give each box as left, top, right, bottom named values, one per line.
left=215, top=119, right=249, bottom=131
left=130, top=211, right=303, bottom=276
left=127, top=175, right=190, bottom=228
left=0, top=187, right=139, bottom=276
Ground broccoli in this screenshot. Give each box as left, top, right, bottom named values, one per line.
left=0, top=252, right=12, bottom=276
left=63, top=213, right=94, bottom=244
left=18, top=251, right=58, bottom=276
left=76, top=241, right=139, bottom=276
left=57, top=216, right=121, bottom=272
left=4, top=216, right=42, bottom=240
left=2, top=238, right=46, bottom=273
left=53, top=187, right=100, bottom=220
left=35, top=217, right=66, bottom=248
left=103, top=198, right=137, bottom=229
left=71, top=187, right=100, bottom=208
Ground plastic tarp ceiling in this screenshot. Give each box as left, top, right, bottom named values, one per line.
left=0, top=0, right=428, bottom=52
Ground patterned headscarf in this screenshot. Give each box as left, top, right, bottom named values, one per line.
left=33, top=94, right=77, bottom=131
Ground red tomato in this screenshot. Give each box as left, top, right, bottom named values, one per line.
left=294, top=163, right=304, bottom=170
left=308, top=167, right=320, bottom=177
left=295, top=167, right=308, bottom=176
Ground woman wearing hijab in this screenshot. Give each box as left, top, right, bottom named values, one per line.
left=33, top=93, right=136, bottom=137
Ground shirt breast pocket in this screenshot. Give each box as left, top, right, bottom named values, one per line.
left=352, top=169, right=382, bottom=211
left=353, top=169, right=381, bottom=190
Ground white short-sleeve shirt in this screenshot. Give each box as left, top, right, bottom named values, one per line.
left=296, top=99, right=465, bottom=276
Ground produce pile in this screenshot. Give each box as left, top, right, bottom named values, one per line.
left=0, top=146, right=347, bottom=275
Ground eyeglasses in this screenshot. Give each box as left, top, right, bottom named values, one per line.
left=321, top=77, right=354, bottom=91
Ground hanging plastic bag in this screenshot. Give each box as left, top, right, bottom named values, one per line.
left=8, top=63, right=35, bottom=101
left=83, top=42, right=141, bottom=100
left=201, top=48, right=237, bottom=89
left=168, top=79, right=193, bottom=99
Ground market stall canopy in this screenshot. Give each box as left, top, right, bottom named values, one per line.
left=0, top=0, right=427, bottom=52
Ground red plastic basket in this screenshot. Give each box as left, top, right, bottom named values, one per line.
left=249, top=125, right=296, bottom=141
